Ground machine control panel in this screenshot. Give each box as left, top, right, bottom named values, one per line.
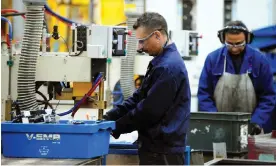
left=189, top=32, right=201, bottom=56
left=170, top=30, right=202, bottom=57
left=112, top=28, right=128, bottom=56
left=76, top=26, right=87, bottom=51
left=72, top=25, right=88, bottom=53
left=72, top=25, right=130, bottom=58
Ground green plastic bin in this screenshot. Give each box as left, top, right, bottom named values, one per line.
left=187, top=112, right=251, bottom=154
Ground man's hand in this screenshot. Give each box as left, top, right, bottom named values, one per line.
left=111, top=131, right=120, bottom=139
left=250, top=124, right=262, bottom=135
left=103, top=114, right=121, bottom=139
left=103, top=114, right=110, bottom=121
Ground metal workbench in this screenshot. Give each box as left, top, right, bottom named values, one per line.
left=106, top=143, right=191, bottom=165
left=1, top=155, right=103, bottom=165
left=205, top=158, right=276, bottom=165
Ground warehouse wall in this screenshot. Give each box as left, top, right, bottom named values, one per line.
left=233, top=0, right=275, bottom=29
left=191, top=0, right=224, bottom=111
left=146, top=0, right=183, bottom=31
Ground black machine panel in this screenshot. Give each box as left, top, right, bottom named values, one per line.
left=91, top=59, right=107, bottom=82
left=112, top=28, right=127, bottom=56
left=72, top=26, right=87, bottom=52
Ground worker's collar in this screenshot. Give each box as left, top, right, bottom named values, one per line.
left=216, top=45, right=253, bottom=73
left=150, top=42, right=177, bottom=66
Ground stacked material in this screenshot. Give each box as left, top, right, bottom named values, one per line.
left=248, top=131, right=276, bottom=161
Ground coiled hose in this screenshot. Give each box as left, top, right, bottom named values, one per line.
left=17, top=2, right=45, bottom=111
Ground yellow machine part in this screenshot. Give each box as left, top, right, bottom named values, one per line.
left=73, top=82, right=93, bottom=97
left=46, top=0, right=90, bottom=52
left=46, top=1, right=67, bottom=52
left=71, top=0, right=89, bottom=5
left=100, top=0, right=126, bottom=25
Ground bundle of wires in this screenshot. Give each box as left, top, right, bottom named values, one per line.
left=57, top=74, right=103, bottom=117
left=1, top=9, right=27, bottom=44
left=1, top=16, right=13, bottom=46
left=1, top=9, right=26, bottom=19
left=44, top=4, right=84, bottom=26
left=2, top=4, right=84, bottom=28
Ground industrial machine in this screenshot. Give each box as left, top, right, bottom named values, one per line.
left=1, top=8, right=131, bottom=123
left=1, top=0, right=132, bottom=163
left=1, top=1, right=199, bottom=163
left=169, top=30, right=201, bottom=57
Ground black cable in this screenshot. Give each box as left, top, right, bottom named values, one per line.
left=59, top=35, right=70, bottom=53
left=55, top=100, right=60, bottom=110
left=72, top=49, right=84, bottom=56
left=70, top=41, right=84, bottom=56
left=1, top=41, right=8, bottom=45
left=1, top=12, right=26, bottom=17
left=58, top=35, right=84, bottom=56
left=36, top=90, right=54, bottom=109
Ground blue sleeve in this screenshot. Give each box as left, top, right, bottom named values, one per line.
left=197, top=55, right=218, bottom=112
left=105, top=88, right=140, bottom=121
left=114, top=67, right=178, bottom=134
left=251, top=58, right=276, bottom=127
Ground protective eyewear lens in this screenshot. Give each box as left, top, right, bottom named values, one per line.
left=138, top=31, right=155, bottom=45
left=225, top=41, right=246, bottom=48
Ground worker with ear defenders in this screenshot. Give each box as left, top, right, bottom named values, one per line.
left=197, top=20, right=276, bottom=135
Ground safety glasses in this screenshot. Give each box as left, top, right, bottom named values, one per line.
left=138, top=29, right=165, bottom=45
left=138, top=31, right=156, bottom=45
left=225, top=41, right=246, bottom=48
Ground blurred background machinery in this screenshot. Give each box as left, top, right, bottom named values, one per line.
left=1, top=0, right=276, bottom=165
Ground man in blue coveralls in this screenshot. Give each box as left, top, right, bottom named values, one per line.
left=197, top=20, right=276, bottom=135
left=103, top=12, right=191, bottom=165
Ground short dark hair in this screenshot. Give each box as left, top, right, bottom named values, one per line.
left=133, top=12, right=168, bottom=36
left=224, top=20, right=248, bottom=34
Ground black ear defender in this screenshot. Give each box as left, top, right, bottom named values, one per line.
left=217, top=25, right=254, bottom=44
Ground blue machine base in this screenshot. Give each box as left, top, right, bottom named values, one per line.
left=1, top=120, right=115, bottom=159
left=108, top=143, right=191, bottom=165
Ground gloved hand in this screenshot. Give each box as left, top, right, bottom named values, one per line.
left=250, top=124, right=262, bottom=135
left=111, top=131, right=120, bottom=139
left=103, top=114, right=121, bottom=139
left=102, top=114, right=110, bottom=121
left=103, top=112, right=116, bottom=121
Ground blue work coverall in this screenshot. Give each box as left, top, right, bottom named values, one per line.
left=105, top=43, right=191, bottom=154
left=197, top=45, right=276, bottom=131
